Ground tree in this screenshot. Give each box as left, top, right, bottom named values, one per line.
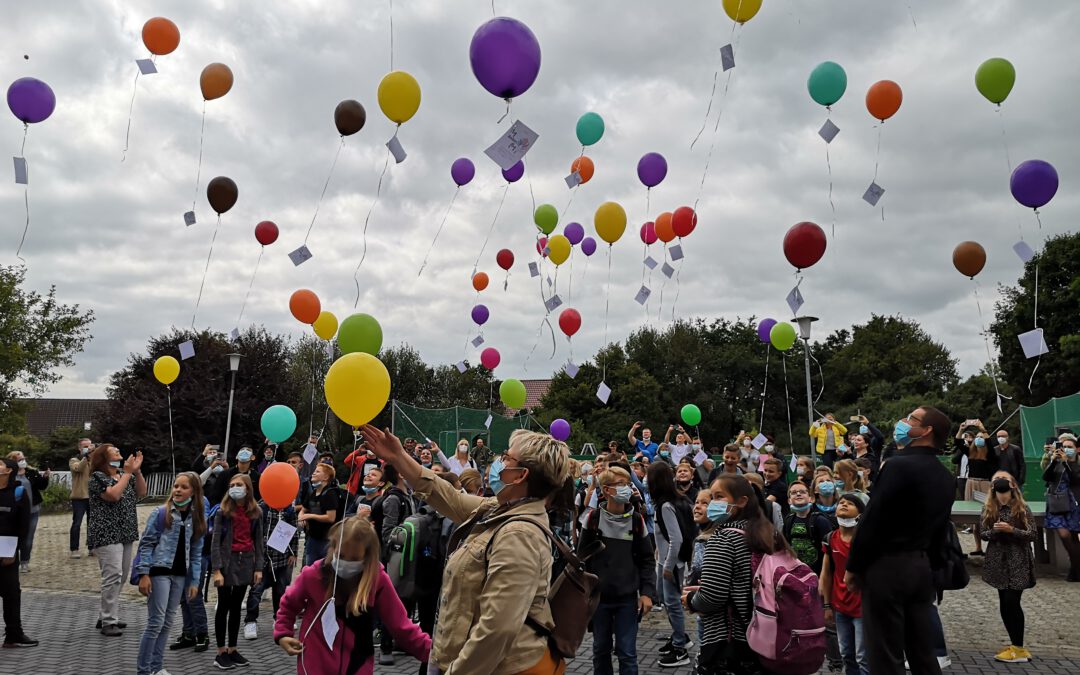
left=0, top=265, right=94, bottom=430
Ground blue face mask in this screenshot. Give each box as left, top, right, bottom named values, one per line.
left=1066, top=448, right=1077, bottom=459
left=818, top=481, right=835, bottom=496
left=488, top=459, right=508, bottom=495
left=660, top=451, right=670, bottom=458
left=362, top=485, right=377, bottom=495
left=228, top=486, right=247, bottom=501
left=859, top=425, right=869, bottom=435
left=109, top=460, right=122, bottom=469
left=974, top=437, right=986, bottom=448
left=237, top=450, right=253, bottom=462
left=791, top=502, right=812, bottom=514
left=893, top=419, right=912, bottom=447
left=835, top=480, right=845, bottom=489
left=611, top=485, right=632, bottom=504
left=817, top=503, right=836, bottom=513
left=706, top=500, right=730, bottom=523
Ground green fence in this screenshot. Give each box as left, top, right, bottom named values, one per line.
left=390, top=401, right=545, bottom=466
left=1019, top=391, right=1080, bottom=457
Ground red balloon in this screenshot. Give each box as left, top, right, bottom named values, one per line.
left=783, top=221, right=827, bottom=270
left=254, top=220, right=279, bottom=246
left=496, top=248, right=515, bottom=270
left=480, top=347, right=501, bottom=370
left=559, top=308, right=581, bottom=337
left=260, top=462, right=300, bottom=510
left=536, top=237, right=549, bottom=257
left=672, top=206, right=697, bottom=238
left=640, top=221, right=657, bottom=245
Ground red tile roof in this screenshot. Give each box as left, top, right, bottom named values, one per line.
left=522, top=379, right=551, bottom=411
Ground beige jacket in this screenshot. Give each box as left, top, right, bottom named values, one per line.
left=412, top=467, right=553, bottom=675
left=68, top=455, right=91, bottom=499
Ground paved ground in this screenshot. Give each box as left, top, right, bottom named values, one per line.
left=2, top=506, right=1077, bottom=674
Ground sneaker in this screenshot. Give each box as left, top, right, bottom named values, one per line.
left=2, top=634, right=38, bottom=648
left=971, top=550, right=985, bottom=556
left=194, top=635, right=210, bottom=652
left=995, top=646, right=1031, bottom=663
left=937, top=655, right=952, bottom=669
left=18, top=562, right=28, bottom=573
left=379, top=652, right=395, bottom=665
left=659, top=648, right=691, bottom=668
left=214, top=653, right=236, bottom=670
left=100, top=624, right=123, bottom=637
left=658, top=638, right=674, bottom=656
left=69, top=551, right=81, bottom=559
left=169, top=634, right=196, bottom=650
left=243, top=622, right=257, bottom=640
left=95, top=620, right=127, bottom=629
left=229, top=651, right=250, bottom=667
left=153, top=670, right=173, bottom=675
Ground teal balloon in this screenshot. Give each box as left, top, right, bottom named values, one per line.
left=534, top=204, right=558, bottom=235
left=770, top=322, right=797, bottom=351
left=575, top=112, right=605, bottom=146
left=260, top=405, right=297, bottom=443
left=338, top=313, right=383, bottom=356
left=975, top=58, right=1015, bottom=105
left=807, top=61, right=847, bottom=107
left=681, top=404, right=702, bottom=427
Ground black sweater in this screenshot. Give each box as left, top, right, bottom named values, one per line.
left=0, top=479, right=30, bottom=553
left=579, top=507, right=655, bottom=602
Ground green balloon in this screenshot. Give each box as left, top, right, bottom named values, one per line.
left=576, top=112, right=605, bottom=147
left=770, top=322, right=797, bottom=351
left=500, top=378, right=527, bottom=409
left=338, top=313, right=383, bottom=356
left=807, top=61, right=847, bottom=107
left=975, top=58, right=1015, bottom=105
left=681, top=403, right=702, bottom=427
left=534, top=204, right=558, bottom=235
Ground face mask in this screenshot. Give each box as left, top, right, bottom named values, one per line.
left=228, top=486, right=247, bottom=501
left=817, top=503, right=836, bottom=513
left=692, top=444, right=701, bottom=451
left=16, top=460, right=26, bottom=470
left=837, top=444, right=848, bottom=454
left=206, top=454, right=218, bottom=463
left=859, top=425, right=869, bottom=435
left=742, top=440, right=752, bottom=448
left=974, top=437, right=985, bottom=448
left=110, top=460, right=122, bottom=469
left=992, top=479, right=1012, bottom=494
left=212, top=465, right=224, bottom=474
left=893, top=419, right=913, bottom=447
left=174, top=497, right=192, bottom=508
left=796, top=467, right=806, bottom=476
left=612, top=485, right=632, bottom=504
left=835, top=480, right=845, bottom=489
left=997, top=437, right=1008, bottom=446
left=837, top=516, right=858, bottom=528
left=791, top=502, right=811, bottom=514
left=706, top=500, right=730, bottom=523
left=264, top=452, right=274, bottom=459
left=331, top=556, right=364, bottom=580
left=457, top=444, right=469, bottom=454
left=1067, top=448, right=1077, bottom=459
left=362, top=485, right=377, bottom=495
left=660, top=451, right=670, bottom=458
left=818, top=481, right=835, bottom=496
left=422, top=462, right=432, bottom=468
left=312, top=480, right=325, bottom=489
left=488, top=459, right=508, bottom=495
left=677, top=479, right=692, bottom=487
left=763, top=444, right=774, bottom=453
left=237, top=450, right=253, bottom=462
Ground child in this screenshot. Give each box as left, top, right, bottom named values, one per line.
left=674, top=461, right=699, bottom=503
left=761, top=458, right=789, bottom=515
left=813, top=474, right=839, bottom=527
left=135, top=472, right=207, bottom=675
left=210, top=473, right=264, bottom=669
left=687, top=489, right=717, bottom=646
left=274, top=517, right=431, bottom=674
left=795, top=456, right=816, bottom=485
left=783, top=481, right=832, bottom=576
left=298, top=463, right=340, bottom=565
left=242, top=499, right=299, bottom=641
left=820, top=494, right=867, bottom=675
left=981, top=471, right=1036, bottom=663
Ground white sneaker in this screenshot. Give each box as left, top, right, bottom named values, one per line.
left=69, top=551, right=81, bottom=559
left=243, top=622, right=258, bottom=640
left=937, top=655, right=952, bottom=669
left=19, top=562, right=28, bottom=573
left=153, top=670, right=173, bottom=675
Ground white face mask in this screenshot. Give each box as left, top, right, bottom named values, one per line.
left=331, top=556, right=364, bottom=579
left=457, top=444, right=469, bottom=454
left=16, top=460, right=26, bottom=470
left=997, top=436, right=1008, bottom=446
left=837, top=516, right=859, bottom=528
left=228, top=486, right=247, bottom=501
left=692, top=444, right=701, bottom=451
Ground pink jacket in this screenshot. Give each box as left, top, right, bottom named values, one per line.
left=273, top=562, right=431, bottom=675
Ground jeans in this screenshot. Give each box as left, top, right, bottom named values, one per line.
left=137, top=575, right=185, bottom=675
left=20, top=511, right=39, bottom=563
left=656, top=564, right=688, bottom=648
left=181, top=560, right=209, bottom=638
left=304, top=536, right=329, bottom=566
left=70, top=499, right=89, bottom=552
left=244, top=564, right=291, bottom=623
left=94, top=542, right=133, bottom=627
left=0, top=561, right=23, bottom=639
left=835, top=612, right=868, bottom=675
left=591, top=598, right=639, bottom=675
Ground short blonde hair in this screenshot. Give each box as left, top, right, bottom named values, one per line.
left=509, top=429, right=570, bottom=498
left=458, top=468, right=483, bottom=494
left=598, top=466, right=631, bottom=487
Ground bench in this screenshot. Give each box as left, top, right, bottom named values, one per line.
left=951, top=500, right=1069, bottom=572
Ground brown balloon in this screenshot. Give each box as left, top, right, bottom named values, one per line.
left=207, top=176, right=238, bottom=215
left=334, top=100, right=366, bottom=137
left=200, top=63, right=233, bottom=101
left=952, top=241, right=986, bottom=279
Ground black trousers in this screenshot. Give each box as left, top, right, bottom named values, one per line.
left=215, top=584, right=248, bottom=648
left=998, top=589, right=1025, bottom=647
left=0, top=561, right=22, bottom=639
left=862, top=553, right=941, bottom=675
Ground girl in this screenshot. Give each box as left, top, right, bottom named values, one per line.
left=813, top=474, right=839, bottom=528
left=210, top=473, right=264, bottom=670
left=688, top=490, right=718, bottom=646
left=647, top=461, right=692, bottom=667
left=1041, top=434, right=1080, bottom=581
left=981, top=471, right=1036, bottom=663
left=832, top=460, right=868, bottom=506
left=300, top=463, right=340, bottom=564
left=795, top=456, right=815, bottom=485
left=135, top=472, right=206, bottom=675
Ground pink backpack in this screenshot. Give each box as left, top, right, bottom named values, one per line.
left=746, top=549, right=826, bottom=675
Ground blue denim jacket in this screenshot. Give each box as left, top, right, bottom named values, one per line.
left=134, top=501, right=205, bottom=587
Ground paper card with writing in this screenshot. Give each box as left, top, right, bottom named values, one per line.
left=321, top=604, right=339, bottom=649
left=786, top=285, right=805, bottom=315
left=484, top=414, right=493, bottom=429
left=564, top=361, right=579, bottom=378
left=1012, top=240, right=1036, bottom=263
left=720, top=43, right=735, bottom=71
left=751, top=433, right=768, bottom=450
left=288, top=245, right=313, bottom=266
left=544, top=294, right=563, bottom=312
left=484, top=120, right=540, bottom=170
left=0, top=536, right=16, bottom=558
left=669, top=244, right=685, bottom=261
left=644, top=255, right=658, bottom=270
left=229, top=327, right=240, bottom=342
left=528, top=262, right=540, bottom=277
left=818, top=119, right=840, bottom=144
left=661, top=262, right=675, bottom=279
left=267, top=520, right=297, bottom=554
left=184, top=211, right=196, bottom=226
left=178, top=340, right=195, bottom=360
left=862, top=182, right=885, bottom=207
left=471, top=335, right=485, bottom=348
left=13, top=157, right=27, bottom=185
left=789, top=455, right=798, bottom=472
left=455, top=360, right=468, bottom=373
left=136, top=58, right=158, bottom=75
left=387, top=135, right=407, bottom=164
left=1018, top=328, right=1049, bottom=359
left=634, top=285, right=652, bottom=306
left=596, top=381, right=612, bottom=405
left=694, top=449, right=709, bottom=465
left=302, top=443, right=318, bottom=464
left=564, top=171, right=582, bottom=189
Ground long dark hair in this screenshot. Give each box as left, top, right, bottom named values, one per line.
left=647, top=461, right=681, bottom=508
left=714, top=474, right=787, bottom=555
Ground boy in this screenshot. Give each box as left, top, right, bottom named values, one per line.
left=762, top=458, right=789, bottom=515
left=820, top=494, right=867, bottom=675
left=243, top=499, right=299, bottom=640
left=783, top=481, right=832, bottom=576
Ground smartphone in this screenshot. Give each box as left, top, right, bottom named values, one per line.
left=210, top=445, right=221, bottom=451
left=849, top=416, right=860, bottom=422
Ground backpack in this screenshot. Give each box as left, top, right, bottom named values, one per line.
left=333, top=486, right=350, bottom=523
left=746, top=547, right=826, bottom=675
left=930, top=522, right=970, bottom=592
left=129, top=508, right=168, bottom=585
left=386, top=507, right=444, bottom=600
left=656, top=497, right=695, bottom=563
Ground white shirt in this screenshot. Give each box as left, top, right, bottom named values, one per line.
left=670, top=443, right=692, bottom=465
left=437, top=449, right=476, bottom=475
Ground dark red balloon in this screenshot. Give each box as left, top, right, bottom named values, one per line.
left=254, top=220, right=279, bottom=246
left=559, top=308, right=581, bottom=337
left=496, top=248, right=514, bottom=271
left=672, top=206, right=697, bottom=238
left=783, top=221, right=827, bottom=270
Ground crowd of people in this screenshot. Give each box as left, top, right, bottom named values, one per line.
left=0, top=408, right=1076, bottom=675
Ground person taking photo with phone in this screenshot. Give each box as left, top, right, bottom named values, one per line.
left=1041, top=433, right=1080, bottom=581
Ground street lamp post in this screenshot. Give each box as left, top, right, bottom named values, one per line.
left=223, top=353, right=243, bottom=463
left=794, top=316, right=819, bottom=468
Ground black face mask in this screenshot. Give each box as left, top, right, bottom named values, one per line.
left=992, top=478, right=1012, bottom=494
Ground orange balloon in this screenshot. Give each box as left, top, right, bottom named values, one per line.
left=260, top=462, right=300, bottom=510
left=570, top=156, right=595, bottom=184
left=142, top=17, right=180, bottom=56
left=200, top=63, right=234, bottom=101
left=289, top=289, right=321, bottom=324
left=952, top=241, right=986, bottom=279
left=472, top=272, right=490, bottom=292
left=866, top=80, right=902, bottom=121
left=655, top=211, right=676, bottom=243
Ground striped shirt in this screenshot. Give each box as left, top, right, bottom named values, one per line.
left=690, top=520, right=753, bottom=648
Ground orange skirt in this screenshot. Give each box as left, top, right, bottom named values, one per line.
left=512, top=648, right=566, bottom=675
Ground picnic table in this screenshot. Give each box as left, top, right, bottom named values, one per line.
left=951, top=500, right=1067, bottom=571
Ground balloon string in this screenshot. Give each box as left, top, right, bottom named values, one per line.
left=15, top=126, right=30, bottom=261
left=973, top=282, right=1007, bottom=412
left=353, top=147, right=392, bottom=307
left=759, top=344, right=771, bottom=431
left=602, top=245, right=613, bottom=381
left=191, top=101, right=206, bottom=214
left=1028, top=259, right=1041, bottom=391
left=872, top=123, right=882, bottom=182
left=561, top=183, right=579, bottom=218
left=236, top=247, right=265, bottom=328
left=995, top=106, right=1012, bottom=173
left=121, top=69, right=141, bottom=162
left=191, top=213, right=222, bottom=329
left=694, top=65, right=737, bottom=211
left=657, top=243, right=669, bottom=321
left=1033, top=209, right=1043, bottom=230
left=808, top=346, right=826, bottom=405
left=304, top=137, right=346, bottom=244
left=167, top=387, right=176, bottom=477
left=497, top=98, right=511, bottom=125
left=473, top=183, right=510, bottom=273
left=670, top=250, right=684, bottom=322
left=782, top=352, right=794, bottom=450
left=525, top=158, right=536, bottom=215
left=388, top=0, right=394, bottom=71
left=523, top=262, right=555, bottom=373
left=690, top=16, right=740, bottom=150
left=418, top=187, right=460, bottom=277
left=19, top=124, right=28, bottom=156
left=568, top=252, right=574, bottom=305
left=825, top=126, right=836, bottom=237
left=908, top=4, right=918, bottom=29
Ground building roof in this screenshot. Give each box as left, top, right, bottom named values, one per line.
left=521, top=379, right=551, bottom=411
left=21, top=398, right=108, bottom=439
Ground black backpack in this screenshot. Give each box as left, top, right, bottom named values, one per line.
left=386, top=506, right=445, bottom=600
left=656, top=496, right=695, bottom=563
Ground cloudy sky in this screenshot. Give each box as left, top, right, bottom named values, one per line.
left=4, top=0, right=1077, bottom=399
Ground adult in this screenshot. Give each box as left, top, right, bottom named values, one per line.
left=851, top=433, right=881, bottom=484
left=0, top=458, right=34, bottom=648
left=88, top=444, right=146, bottom=636
left=663, top=425, right=693, bottom=465
left=953, top=420, right=998, bottom=555
left=810, top=413, right=848, bottom=468
left=628, top=422, right=658, bottom=462
left=402, top=437, right=418, bottom=459
left=256, top=441, right=278, bottom=474
left=472, top=437, right=495, bottom=471
left=362, top=424, right=571, bottom=674
left=5, top=452, right=48, bottom=573
left=995, top=430, right=1026, bottom=487
left=1041, top=433, right=1080, bottom=581
left=853, top=415, right=886, bottom=454
left=68, top=437, right=93, bottom=558
left=647, top=461, right=692, bottom=667
left=207, top=447, right=261, bottom=505
left=846, top=406, right=954, bottom=675
left=436, top=439, right=478, bottom=475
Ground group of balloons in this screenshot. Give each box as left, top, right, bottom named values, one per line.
left=806, top=61, right=902, bottom=122
left=640, top=206, right=699, bottom=246
left=756, top=317, right=799, bottom=352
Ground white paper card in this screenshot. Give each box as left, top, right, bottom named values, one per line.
left=751, top=433, right=769, bottom=450
left=0, top=536, right=16, bottom=558
left=1012, top=241, right=1035, bottom=263
left=178, top=340, right=195, bottom=360
left=184, top=211, right=196, bottom=226
left=387, top=135, right=407, bottom=164
left=786, top=285, right=805, bottom=315
left=694, top=450, right=709, bottom=465
left=669, top=244, right=684, bottom=261
left=267, top=520, right=297, bottom=554
left=564, top=361, right=579, bottom=378
left=789, top=455, right=799, bottom=472
left=288, top=245, right=313, bottom=266
left=634, top=285, right=652, bottom=305
left=302, top=443, right=318, bottom=464
left=471, top=335, right=485, bottom=348
left=484, top=414, right=493, bottom=429
left=321, top=604, right=339, bottom=649
left=862, top=182, right=885, bottom=207
left=596, top=381, right=611, bottom=404
left=13, top=157, right=27, bottom=185
left=644, top=256, right=658, bottom=270
left=546, top=275, right=553, bottom=288
left=720, top=43, right=735, bottom=71
left=661, top=262, right=675, bottom=279
left=455, top=360, right=468, bottom=373
left=484, top=120, right=539, bottom=170
left=1018, top=327, right=1049, bottom=359
left=229, top=327, right=240, bottom=342
left=324, top=341, right=334, bottom=359
left=544, top=294, right=563, bottom=312
left=972, top=490, right=988, bottom=505
left=136, top=58, right=158, bottom=75
left=818, top=119, right=840, bottom=144
left=528, top=262, right=540, bottom=277
left=564, top=172, right=582, bottom=189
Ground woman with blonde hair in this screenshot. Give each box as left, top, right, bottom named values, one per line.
left=981, top=470, right=1036, bottom=663
left=210, top=473, right=263, bottom=669
left=274, top=517, right=431, bottom=674
left=458, top=467, right=483, bottom=496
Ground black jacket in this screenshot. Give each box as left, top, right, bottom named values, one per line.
left=579, top=507, right=655, bottom=603
left=206, top=467, right=261, bottom=505
left=22, top=469, right=50, bottom=508
left=0, top=479, right=30, bottom=554
left=996, top=443, right=1026, bottom=486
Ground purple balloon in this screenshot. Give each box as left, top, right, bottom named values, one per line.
left=581, top=236, right=597, bottom=256
left=550, top=418, right=571, bottom=441
left=757, top=318, right=777, bottom=344
left=1010, top=159, right=1059, bottom=210
left=7, top=77, right=55, bottom=124
left=501, top=160, right=525, bottom=183
left=563, top=222, right=585, bottom=245
left=469, top=17, right=542, bottom=100
left=471, top=304, right=490, bottom=326
left=451, top=158, right=475, bottom=187
left=637, top=152, right=668, bottom=188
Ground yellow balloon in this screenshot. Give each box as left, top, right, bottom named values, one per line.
left=153, top=355, right=180, bottom=386
left=594, top=201, right=627, bottom=245
left=378, top=71, right=421, bottom=124
left=723, top=0, right=762, bottom=24
left=324, top=352, right=391, bottom=427
left=313, top=311, right=339, bottom=341
left=547, top=234, right=571, bottom=266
